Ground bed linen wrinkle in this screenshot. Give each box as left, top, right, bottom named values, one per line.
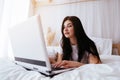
left=0, top=55, right=120, bottom=80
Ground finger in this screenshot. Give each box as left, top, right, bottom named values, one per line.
left=56, top=61, right=67, bottom=68
left=62, top=65, right=70, bottom=68
left=52, top=62, right=62, bottom=68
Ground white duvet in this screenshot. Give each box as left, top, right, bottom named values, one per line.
left=0, top=55, right=120, bottom=80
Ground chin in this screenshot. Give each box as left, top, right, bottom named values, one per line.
left=65, top=36, right=70, bottom=38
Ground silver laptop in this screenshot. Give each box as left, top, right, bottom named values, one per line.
left=8, top=15, right=74, bottom=76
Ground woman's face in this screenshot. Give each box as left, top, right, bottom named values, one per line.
left=63, top=20, right=75, bottom=38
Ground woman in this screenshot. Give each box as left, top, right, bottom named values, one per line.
left=53, top=16, right=101, bottom=68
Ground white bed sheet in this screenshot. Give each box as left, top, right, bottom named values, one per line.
left=0, top=55, right=120, bottom=80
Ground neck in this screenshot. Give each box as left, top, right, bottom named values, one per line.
left=70, top=37, right=77, bottom=45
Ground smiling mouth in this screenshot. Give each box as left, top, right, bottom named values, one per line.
left=65, top=32, right=69, bottom=34
left=65, top=33, right=69, bottom=36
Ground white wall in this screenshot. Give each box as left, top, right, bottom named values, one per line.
left=0, top=0, right=31, bottom=59
left=35, top=0, right=120, bottom=44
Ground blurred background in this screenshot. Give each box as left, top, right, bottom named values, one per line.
left=0, top=0, right=120, bottom=59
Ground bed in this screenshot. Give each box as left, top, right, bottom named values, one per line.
left=0, top=55, right=120, bottom=80
left=0, top=36, right=120, bottom=80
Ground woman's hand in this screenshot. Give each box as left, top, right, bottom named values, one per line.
left=49, top=57, right=56, bottom=64
left=52, top=60, right=83, bottom=68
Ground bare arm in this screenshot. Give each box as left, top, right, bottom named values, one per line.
left=53, top=53, right=101, bottom=68
left=50, top=53, right=62, bottom=64
left=89, top=54, right=101, bottom=64
left=53, top=52, right=101, bottom=68
left=56, top=53, right=63, bottom=62
left=53, top=53, right=84, bottom=68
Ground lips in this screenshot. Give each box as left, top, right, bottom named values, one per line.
left=64, top=32, right=70, bottom=37
left=64, top=32, right=69, bottom=34
left=64, top=33, right=69, bottom=35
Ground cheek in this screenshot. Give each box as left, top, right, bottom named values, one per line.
left=70, top=28, right=74, bottom=35
left=63, top=30, right=67, bottom=36
left=63, top=29, right=66, bottom=33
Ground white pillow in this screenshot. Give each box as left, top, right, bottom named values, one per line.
left=47, top=37, right=112, bottom=57
left=90, top=37, right=112, bottom=55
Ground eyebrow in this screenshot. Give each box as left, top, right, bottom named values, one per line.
left=67, top=23, right=72, bottom=25
left=64, top=23, right=72, bottom=27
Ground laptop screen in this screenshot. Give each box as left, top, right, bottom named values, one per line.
left=8, top=15, right=51, bottom=70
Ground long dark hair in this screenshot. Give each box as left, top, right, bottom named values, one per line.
left=61, top=16, right=101, bottom=62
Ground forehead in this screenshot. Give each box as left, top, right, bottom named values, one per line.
left=64, top=20, right=72, bottom=26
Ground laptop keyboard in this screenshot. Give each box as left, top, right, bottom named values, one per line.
left=51, top=64, right=65, bottom=71
left=52, top=67, right=65, bottom=71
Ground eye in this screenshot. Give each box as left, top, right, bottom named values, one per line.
left=67, top=24, right=72, bottom=27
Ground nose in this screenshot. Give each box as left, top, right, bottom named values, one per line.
left=64, top=27, right=68, bottom=31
